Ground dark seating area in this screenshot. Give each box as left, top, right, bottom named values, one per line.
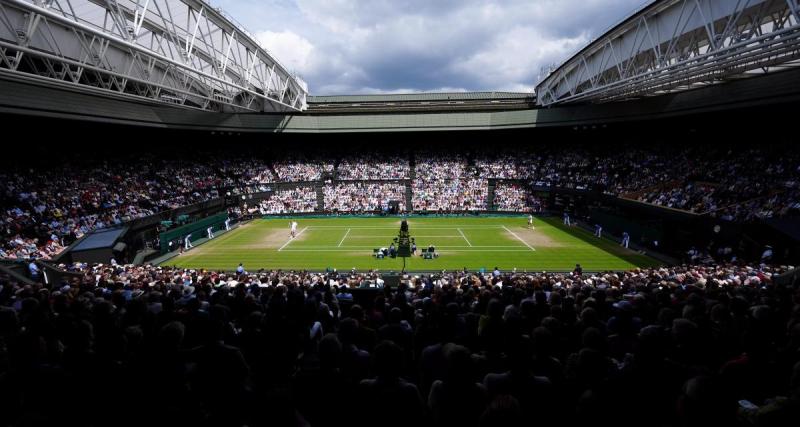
left=1, top=262, right=799, bottom=426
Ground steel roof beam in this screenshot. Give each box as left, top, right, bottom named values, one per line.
left=536, top=0, right=800, bottom=106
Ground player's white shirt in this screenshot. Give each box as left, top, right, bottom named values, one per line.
left=528, top=215, right=533, bottom=223
left=291, top=221, right=298, bottom=231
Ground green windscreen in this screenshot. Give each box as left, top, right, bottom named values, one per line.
left=159, top=213, right=227, bottom=254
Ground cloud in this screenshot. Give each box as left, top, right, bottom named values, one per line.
left=219, top=0, right=647, bottom=94
left=255, top=30, right=315, bottom=75
left=449, top=26, right=589, bottom=90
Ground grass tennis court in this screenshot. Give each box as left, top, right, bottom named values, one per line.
left=165, top=216, right=659, bottom=272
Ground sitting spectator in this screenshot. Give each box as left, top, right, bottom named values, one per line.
left=428, top=344, right=488, bottom=426
left=337, top=154, right=410, bottom=180
left=324, top=183, right=405, bottom=212
left=357, top=340, right=425, bottom=427
left=494, top=182, right=542, bottom=212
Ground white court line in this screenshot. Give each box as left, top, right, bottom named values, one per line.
left=305, top=225, right=505, bottom=229
left=457, top=228, right=473, bottom=247
left=345, top=235, right=463, bottom=238
left=281, top=249, right=534, bottom=252
left=337, top=228, right=352, bottom=247
left=502, top=225, right=536, bottom=251
left=278, top=227, right=308, bottom=251
left=290, top=245, right=521, bottom=249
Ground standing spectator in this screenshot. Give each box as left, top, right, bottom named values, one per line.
left=28, top=257, right=39, bottom=280
left=762, top=245, right=773, bottom=263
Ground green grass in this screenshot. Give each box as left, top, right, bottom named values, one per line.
left=165, top=216, right=660, bottom=272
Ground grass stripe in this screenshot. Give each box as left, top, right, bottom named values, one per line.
left=457, top=228, right=472, bottom=247
left=165, top=217, right=659, bottom=271
left=278, top=226, right=308, bottom=251
left=337, top=228, right=351, bottom=247
left=502, top=225, right=536, bottom=251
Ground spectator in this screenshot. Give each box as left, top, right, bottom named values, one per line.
left=0, top=260, right=796, bottom=425
left=357, top=340, right=425, bottom=427
left=428, top=344, right=488, bottom=426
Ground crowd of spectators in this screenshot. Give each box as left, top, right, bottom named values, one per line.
left=337, top=155, right=410, bottom=180
left=412, top=178, right=488, bottom=212
left=274, top=158, right=334, bottom=182
left=637, top=182, right=722, bottom=213
left=255, top=187, right=317, bottom=214
left=521, top=149, right=685, bottom=194
left=470, top=150, right=682, bottom=193
left=324, top=183, right=406, bottom=212
left=238, top=160, right=276, bottom=186
left=624, top=148, right=800, bottom=218
left=1, top=260, right=798, bottom=426
left=0, top=161, right=210, bottom=261
left=2, top=147, right=798, bottom=260
left=475, top=155, right=527, bottom=179
left=493, top=183, right=542, bottom=213
left=0, top=233, right=63, bottom=260
left=714, top=188, right=800, bottom=222
left=415, top=154, right=468, bottom=180
left=413, top=154, right=486, bottom=211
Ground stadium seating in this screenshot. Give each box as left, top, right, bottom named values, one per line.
left=1, top=261, right=797, bottom=426
left=1, top=146, right=798, bottom=260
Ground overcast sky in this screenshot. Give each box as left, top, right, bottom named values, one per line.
left=212, top=0, right=650, bottom=95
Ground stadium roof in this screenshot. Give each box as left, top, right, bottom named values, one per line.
left=535, top=0, right=800, bottom=105
left=308, top=92, right=534, bottom=104
left=3, top=66, right=799, bottom=132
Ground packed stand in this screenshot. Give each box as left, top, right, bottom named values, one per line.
left=3, top=146, right=799, bottom=261
left=273, top=157, right=334, bottom=182
left=0, top=232, right=63, bottom=260
left=415, top=153, right=467, bottom=180
left=413, top=154, right=487, bottom=211
left=234, top=159, right=276, bottom=189
left=413, top=178, right=488, bottom=211
left=336, top=155, right=410, bottom=180
left=629, top=149, right=800, bottom=218
left=1, top=261, right=798, bottom=426
left=0, top=156, right=285, bottom=260
left=493, top=182, right=542, bottom=212
left=713, top=187, right=800, bottom=222
left=523, top=149, right=685, bottom=194
left=324, top=183, right=406, bottom=212
left=255, top=187, right=317, bottom=214
left=637, top=182, right=722, bottom=213
left=475, top=155, right=527, bottom=179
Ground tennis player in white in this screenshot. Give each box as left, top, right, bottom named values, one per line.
left=290, top=221, right=298, bottom=238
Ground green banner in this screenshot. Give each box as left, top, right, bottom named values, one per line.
left=159, top=213, right=227, bottom=254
